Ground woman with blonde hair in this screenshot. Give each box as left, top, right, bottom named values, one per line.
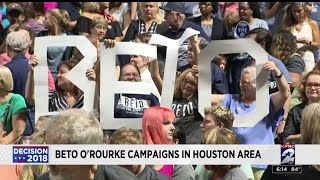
left=282, top=2, right=320, bottom=73
left=123, top=2, right=168, bottom=42
left=262, top=103, right=320, bottom=179
left=0, top=65, right=27, bottom=144
left=38, top=8, right=72, bottom=79
left=204, top=128, right=247, bottom=180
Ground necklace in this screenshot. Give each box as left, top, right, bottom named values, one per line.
left=294, top=21, right=304, bottom=32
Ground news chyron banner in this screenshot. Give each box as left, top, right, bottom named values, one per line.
left=0, top=145, right=319, bottom=167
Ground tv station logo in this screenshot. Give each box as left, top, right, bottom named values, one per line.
left=13, top=146, right=49, bottom=163
left=272, top=144, right=302, bottom=174
left=281, top=144, right=295, bottom=165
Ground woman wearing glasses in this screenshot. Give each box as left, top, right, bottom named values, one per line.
left=283, top=70, right=320, bottom=144
left=211, top=62, right=290, bottom=180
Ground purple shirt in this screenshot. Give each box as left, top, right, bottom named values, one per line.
left=23, top=19, right=45, bottom=35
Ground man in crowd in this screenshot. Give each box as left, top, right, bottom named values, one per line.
left=160, top=2, right=211, bottom=69
left=36, top=109, right=138, bottom=180
left=115, top=64, right=160, bottom=118
left=197, top=105, right=255, bottom=180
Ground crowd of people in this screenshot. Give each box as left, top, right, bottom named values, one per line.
left=1, top=2, right=320, bottom=180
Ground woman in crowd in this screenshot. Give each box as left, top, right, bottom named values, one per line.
left=283, top=70, right=320, bottom=144
left=283, top=2, right=320, bottom=73
left=191, top=2, right=227, bottom=40
left=0, top=65, right=27, bottom=144
left=123, top=2, right=168, bottom=42
left=204, top=128, right=247, bottom=180
left=17, top=2, right=45, bottom=35
left=25, top=57, right=94, bottom=111
left=38, top=8, right=71, bottom=79
left=98, top=2, right=123, bottom=41
left=150, top=35, right=211, bottom=144
left=74, top=2, right=104, bottom=35
left=233, top=2, right=269, bottom=38
left=109, top=2, right=131, bottom=38
left=271, top=30, right=305, bottom=92
left=89, top=16, right=116, bottom=44
left=211, top=63, right=290, bottom=180
left=142, top=106, right=175, bottom=178
left=262, top=103, right=320, bottom=179
left=142, top=106, right=195, bottom=179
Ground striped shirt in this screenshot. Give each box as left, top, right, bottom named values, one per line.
left=49, top=91, right=84, bottom=112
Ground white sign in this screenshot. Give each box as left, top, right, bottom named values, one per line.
left=198, top=38, right=269, bottom=127
left=34, top=36, right=97, bottom=122
left=34, top=33, right=269, bottom=129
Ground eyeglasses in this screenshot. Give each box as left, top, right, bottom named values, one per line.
left=306, top=83, right=320, bottom=89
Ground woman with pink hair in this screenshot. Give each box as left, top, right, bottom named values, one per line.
left=142, top=106, right=175, bottom=178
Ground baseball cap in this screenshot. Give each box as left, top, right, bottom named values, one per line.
left=7, top=3, right=24, bottom=15
left=160, top=2, right=192, bottom=17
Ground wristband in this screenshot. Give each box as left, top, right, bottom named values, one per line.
left=274, top=71, right=283, bottom=79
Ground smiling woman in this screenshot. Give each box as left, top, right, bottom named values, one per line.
left=172, top=69, right=203, bottom=144
left=233, top=2, right=269, bottom=38
left=283, top=70, right=320, bottom=144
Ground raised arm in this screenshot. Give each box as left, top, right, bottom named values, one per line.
left=265, top=61, right=290, bottom=112
left=149, top=58, right=163, bottom=95
left=25, top=55, right=39, bottom=106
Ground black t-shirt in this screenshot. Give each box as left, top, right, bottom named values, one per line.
left=261, top=165, right=320, bottom=180
left=123, top=20, right=169, bottom=42
left=105, top=21, right=123, bottom=39
left=172, top=96, right=203, bottom=144
left=74, top=16, right=122, bottom=40
left=283, top=102, right=307, bottom=141
left=74, top=16, right=92, bottom=35
left=137, top=166, right=169, bottom=180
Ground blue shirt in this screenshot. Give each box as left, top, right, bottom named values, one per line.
left=223, top=94, right=284, bottom=169
left=5, top=53, right=29, bottom=98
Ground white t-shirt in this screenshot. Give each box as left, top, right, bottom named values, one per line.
left=110, top=3, right=129, bottom=29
